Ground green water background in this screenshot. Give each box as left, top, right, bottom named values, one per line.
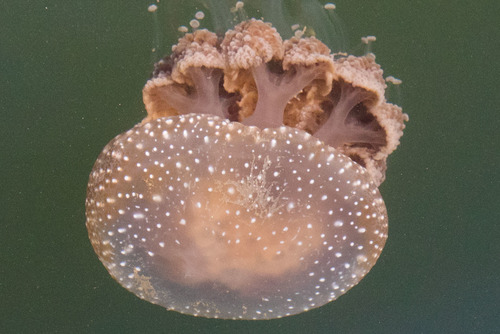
left=1, top=0, right=498, bottom=333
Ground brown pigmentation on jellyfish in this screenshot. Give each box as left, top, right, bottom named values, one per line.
left=86, top=3, right=407, bottom=321
left=142, top=19, right=407, bottom=185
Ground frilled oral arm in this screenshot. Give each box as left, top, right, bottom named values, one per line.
left=314, top=82, right=386, bottom=148
left=242, top=63, right=324, bottom=128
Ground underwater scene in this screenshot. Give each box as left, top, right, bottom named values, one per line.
left=1, top=0, right=498, bottom=333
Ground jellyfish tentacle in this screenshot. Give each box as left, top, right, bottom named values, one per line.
left=314, top=82, right=376, bottom=147
left=143, top=67, right=230, bottom=119
left=184, top=67, right=227, bottom=117
left=243, top=63, right=321, bottom=128
left=341, top=125, right=386, bottom=146
left=156, top=84, right=192, bottom=113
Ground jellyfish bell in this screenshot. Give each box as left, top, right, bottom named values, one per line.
left=86, top=114, right=388, bottom=319
left=86, top=1, right=407, bottom=320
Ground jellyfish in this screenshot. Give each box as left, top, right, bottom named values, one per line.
left=86, top=1, right=407, bottom=320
